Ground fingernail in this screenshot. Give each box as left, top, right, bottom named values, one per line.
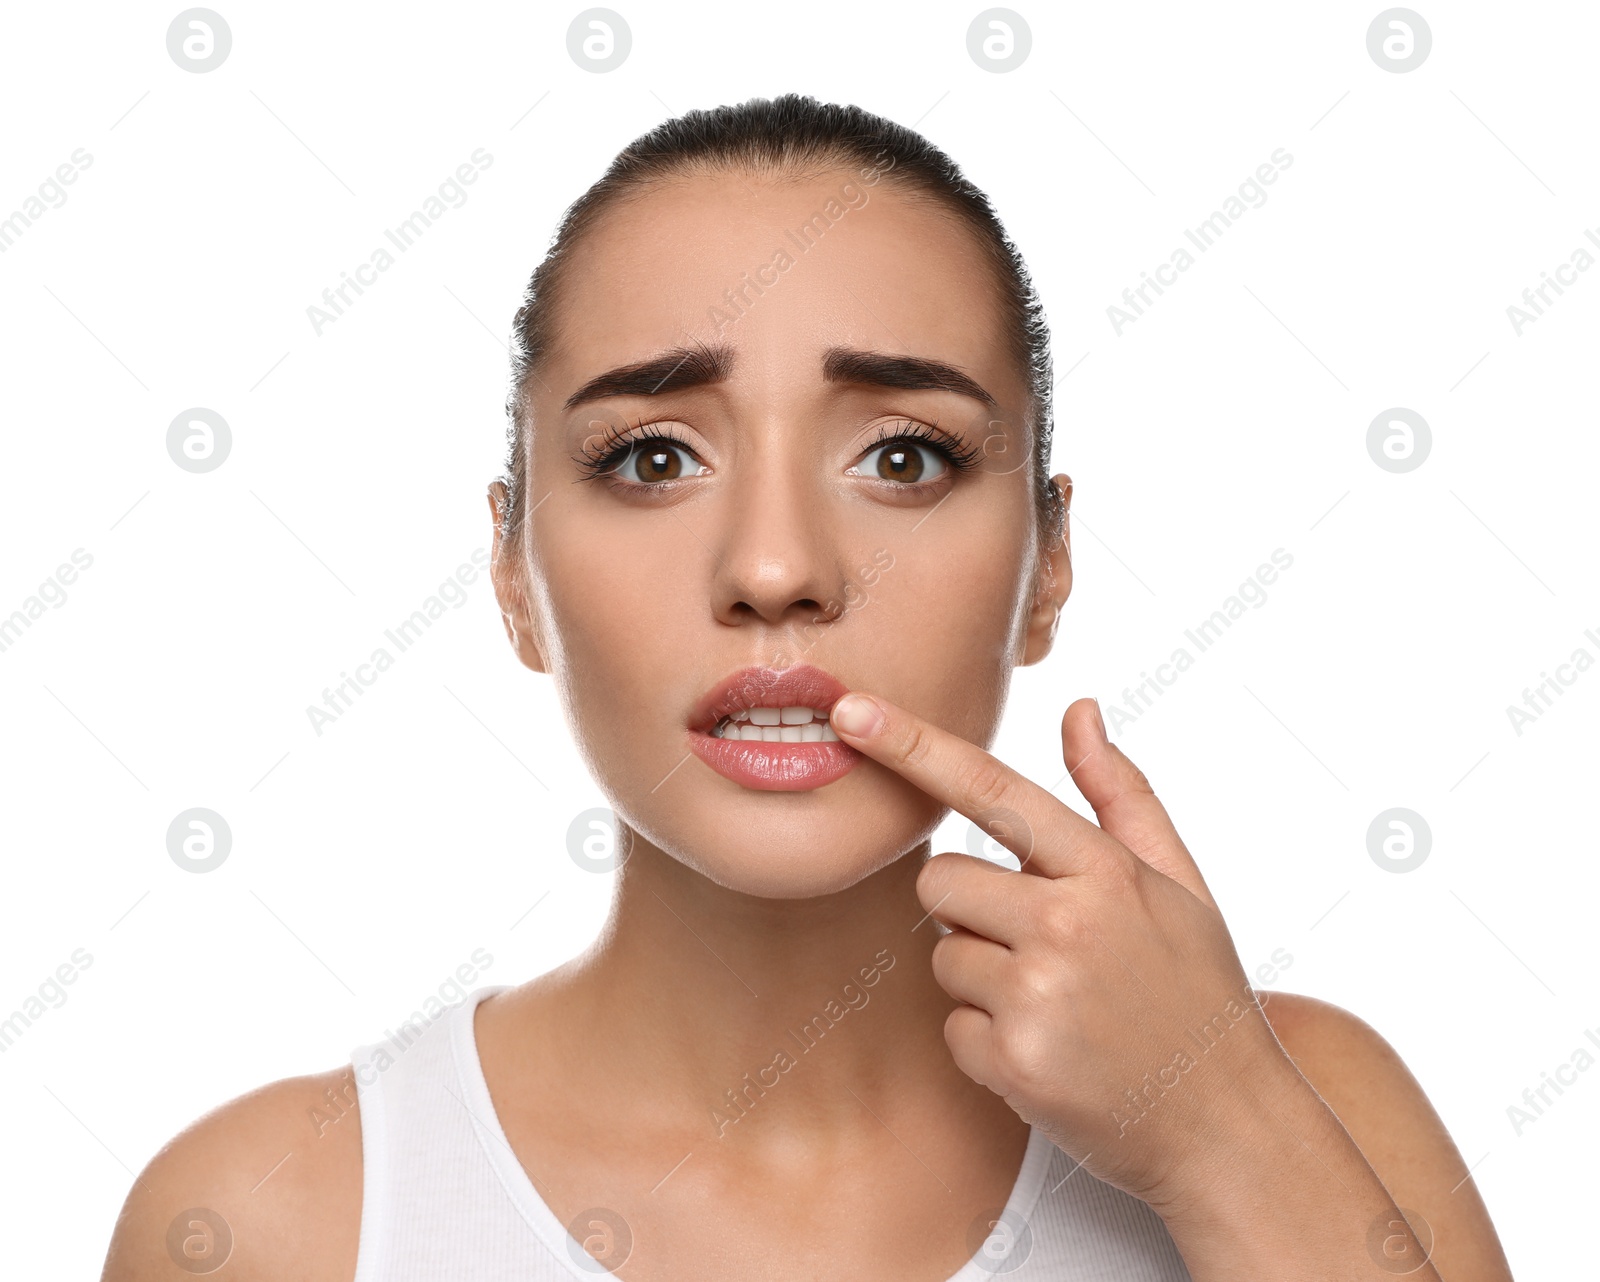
left=832, top=693, right=883, bottom=739
left=1091, top=697, right=1107, bottom=742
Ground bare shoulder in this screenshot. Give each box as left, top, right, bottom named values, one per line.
left=1258, top=990, right=1514, bottom=1281
left=100, top=1066, right=363, bottom=1282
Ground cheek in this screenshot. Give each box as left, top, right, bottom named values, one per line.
left=864, top=524, right=1030, bottom=725
left=530, top=520, right=690, bottom=778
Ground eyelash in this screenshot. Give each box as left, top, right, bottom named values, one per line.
left=860, top=419, right=985, bottom=477
left=571, top=419, right=985, bottom=486
left=572, top=419, right=699, bottom=482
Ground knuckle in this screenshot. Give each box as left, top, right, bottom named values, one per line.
left=1107, top=748, right=1157, bottom=799
left=1032, top=893, right=1081, bottom=947
left=964, top=756, right=1013, bottom=814
left=993, top=1015, right=1050, bottom=1086
left=897, top=718, right=934, bottom=771
left=1013, top=955, right=1059, bottom=1008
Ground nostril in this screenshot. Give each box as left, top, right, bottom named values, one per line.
left=805, top=599, right=842, bottom=621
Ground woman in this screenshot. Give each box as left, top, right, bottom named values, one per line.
left=102, top=95, right=1513, bottom=1280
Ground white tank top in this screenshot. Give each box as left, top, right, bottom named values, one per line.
left=349, top=986, right=1192, bottom=1280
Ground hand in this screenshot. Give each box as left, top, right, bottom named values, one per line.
left=826, top=690, right=1308, bottom=1213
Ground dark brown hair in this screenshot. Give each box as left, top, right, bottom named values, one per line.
left=497, top=92, right=1061, bottom=548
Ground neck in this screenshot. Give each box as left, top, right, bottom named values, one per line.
left=531, top=832, right=1006, bottom=1158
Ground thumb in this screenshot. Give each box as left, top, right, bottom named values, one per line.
left=1063, top=698, right=1216, bottom=907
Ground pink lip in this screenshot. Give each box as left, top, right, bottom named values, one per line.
left=685, top=664, right=862, bottom=792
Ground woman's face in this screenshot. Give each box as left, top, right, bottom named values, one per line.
left=491, top=167, right=1072, bottom=898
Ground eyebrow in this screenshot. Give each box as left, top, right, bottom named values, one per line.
left=822, top=346, right=998, bottom=408
left=560, top=343, right=998, bottom=412
left=561, top=343, right=734, bottom=412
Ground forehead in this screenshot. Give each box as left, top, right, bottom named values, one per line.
left=543, top=169, right=1018, bottom=408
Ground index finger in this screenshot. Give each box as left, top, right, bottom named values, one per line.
left=828, top=690, right=1125, bottom=878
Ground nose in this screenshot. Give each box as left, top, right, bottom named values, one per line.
left=709, top=458, right=849, bottom=633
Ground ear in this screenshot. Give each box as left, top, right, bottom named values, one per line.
left=487, top=481, right=548, bottom=674
left=1018, top=472, right=1072, bottom=667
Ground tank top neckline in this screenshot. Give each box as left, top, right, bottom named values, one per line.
left=448, top=984, right=1054, bottom=1281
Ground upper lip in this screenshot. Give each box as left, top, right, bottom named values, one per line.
left=688, top=663, right=850, bottom=733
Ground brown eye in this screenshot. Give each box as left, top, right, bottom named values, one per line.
left=615, top=439, right=707, bottom=484
left=861, top=440, right=947, bottom=484
left=636, top=444, right=681, bottom=480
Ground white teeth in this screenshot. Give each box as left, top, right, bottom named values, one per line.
left=713, top=706, right=838, bottom=742
left=742, top=704, right=828, bottom=726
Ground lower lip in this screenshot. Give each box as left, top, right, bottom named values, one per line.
left=685, top=727, right=862, bottom=791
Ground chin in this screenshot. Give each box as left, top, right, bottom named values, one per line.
left=682, top=850, right=905, bottom=900
left=628, top=787, right=943, bottom=900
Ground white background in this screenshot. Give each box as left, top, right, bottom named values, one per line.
left=2, top=1, right=1595, bottom=1276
